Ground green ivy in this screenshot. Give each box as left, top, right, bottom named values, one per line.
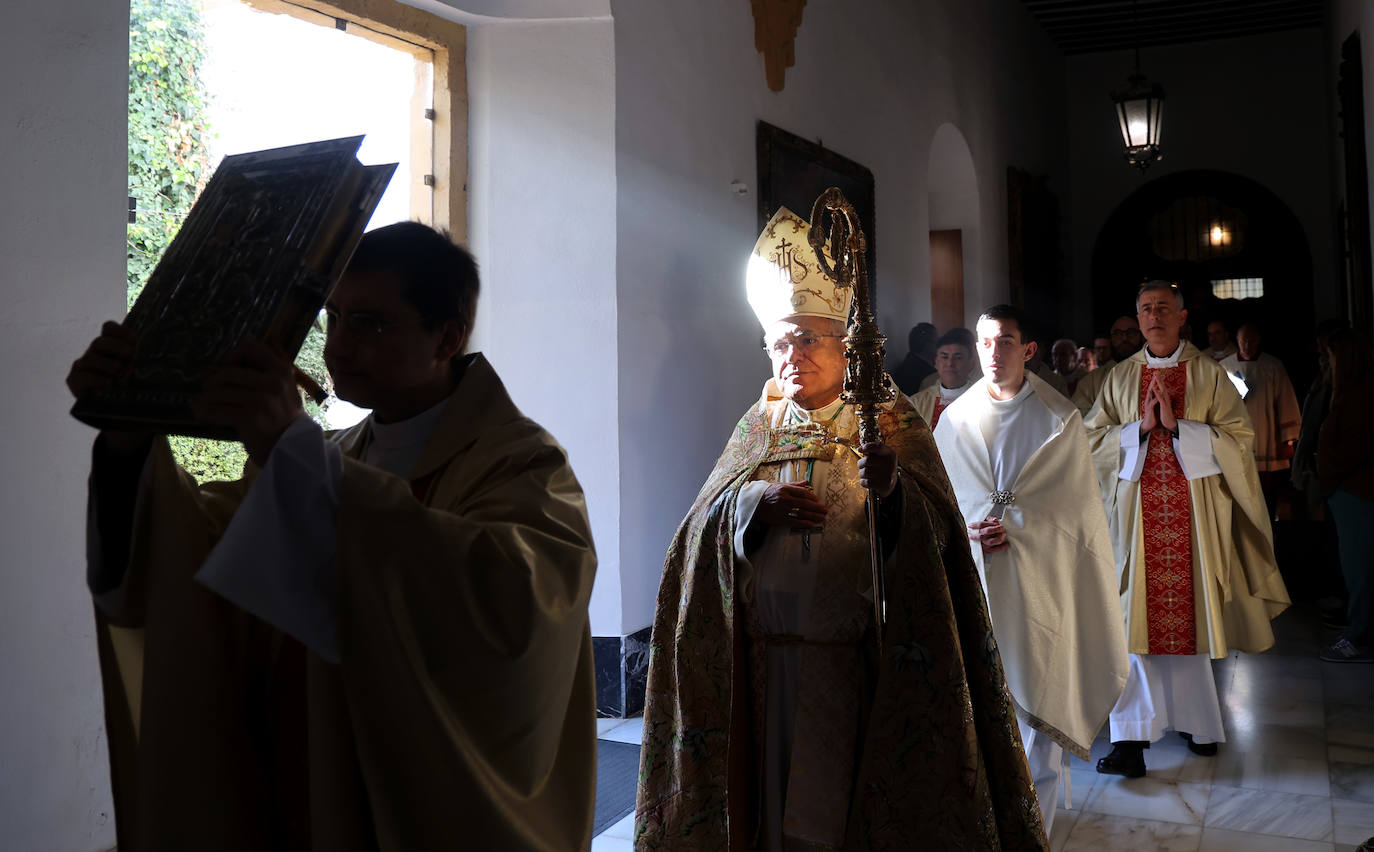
left=128, top=0, right=211, bottom=309
left=128, top=0, right=332, bottom=484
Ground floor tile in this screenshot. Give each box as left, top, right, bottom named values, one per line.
left=1332, top=744, right=1374, bottom=766
left=601, top=716, right=644, bottom=745
left=1050, top=806, right=1079, bottom=852
left=1061, top=812, right=1201, bottom=851
left=590, top=834, right=634, bottom=851
left=1328, top=704, right=1374, bottom=749
left=1083, top=777, right=1210, bottom=825
left=1140, top=736, right=1218, bottom=784
left=1224, top=723, right=1328, bottom=762
left=1226, top=676, right=1325, bottom=709
left=596, top=717, right=625, bottom=736
left=1322, top=668, right=1374, bottom=705
left=1209, top=749, right=1331, bottom=797
left=601, top=811, right=636, bottom=839
left=1234, top=652, right=1323, bottom=679
left=1198, top=826, right=1334, bottom=851
left=1063, top=758, right=1101, bottom=808
left=1224, top=697, right=1326, bottom=729
left=1332, top=762, right=1374, bottom=804
left=1333, top=798, right=1374, bottom=846
left=1203, top=786, right=1333, bottom=840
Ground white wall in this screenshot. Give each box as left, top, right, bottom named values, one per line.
left=1064, top=28, right=1338, bottom=332
left=466, top=18, right=620, bottom=635
left=611, top=0, right=1069, bottom=634
left=0, top=1, right=126, bottom=849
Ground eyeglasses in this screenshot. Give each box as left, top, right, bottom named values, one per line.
left=764, top=332, right=845, bottom=357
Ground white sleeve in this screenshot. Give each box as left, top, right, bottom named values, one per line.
left=1174, top=419, right=1222, bottom=480
left=733, top=480, right=771, bottom=561
left=1118, top=420, right=1148, bottom=482
left=194, top=415, right=344, bottom=663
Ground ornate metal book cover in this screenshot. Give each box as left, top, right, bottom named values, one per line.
left=72, top=136, right=396, bottom=439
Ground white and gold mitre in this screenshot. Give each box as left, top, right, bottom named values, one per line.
left=746, top=206, right=852, bottom=329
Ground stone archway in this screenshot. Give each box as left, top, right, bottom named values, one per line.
left=1090, top=170, right=1317, bottom=391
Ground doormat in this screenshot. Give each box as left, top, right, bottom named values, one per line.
left=594, top=740, right=641, bottom=837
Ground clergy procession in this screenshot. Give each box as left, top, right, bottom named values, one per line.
left=63, top=195, right=1368, bottom=852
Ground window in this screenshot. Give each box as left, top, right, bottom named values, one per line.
left=1210, top=278, right=1264, bottom=300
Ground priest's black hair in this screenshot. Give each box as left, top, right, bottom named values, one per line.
left=978, top=304, right=1034, bottom=343
left=347, top=221, right=480, bottom=342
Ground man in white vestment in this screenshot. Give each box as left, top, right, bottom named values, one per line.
left=1086, top=281, right=1290, bottom=778
left=910, top=327, right=977, bottom=428
left=1220, top=324, right=1301, bottom=503
left=1072, top=316, right=1142, bottom=416
left=1051, top=338, right=1089, bottom=397
left=934, top=304, right=1129, bottom=834
left=1207, top=320, right=1238, bottom=362
left=67, top=223, right=599, bottom=850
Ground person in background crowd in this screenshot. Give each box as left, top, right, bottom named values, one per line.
left=1207, top=320, right=1237, bottom=362
left=1078, top=345, right=1098, bottom=373
left=917, top=328, right=982, bottom=392
left=1220, top=323, right=1302, bottom=512
left=1051, top=338, right=1089, bottom=396
left=1072, top=316, right=1142, bottom=417
left=911, top=328, right=978, bottom=429
left=890, top=321, right=937, bottom=394
left=1317, top=328, right=1374, bottom=664
left=1291, top=319, right=1350, bottom=627
left=1093, top=335, right=1112, bottom=372
left=1028, top=338, right=1070, bottom=398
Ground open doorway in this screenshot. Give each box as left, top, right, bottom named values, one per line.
left=926, top=123, right=980, bottom=335
left=200, top=0, right=437, bottom=430
left=127, top=0, right=465, bottom=477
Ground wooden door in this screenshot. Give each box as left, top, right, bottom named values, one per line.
left=930, top=229, right=964, bottom=333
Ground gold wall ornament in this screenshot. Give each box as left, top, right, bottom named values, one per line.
left=808, top=187, right=894, bottom=656
left=751, top=0, right=808, bottom=92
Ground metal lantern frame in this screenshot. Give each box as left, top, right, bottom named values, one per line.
left=1112, top=69, right=1166, bottom=172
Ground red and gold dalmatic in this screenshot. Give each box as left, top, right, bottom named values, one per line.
left=1138, top=365, right=1196, bottom=655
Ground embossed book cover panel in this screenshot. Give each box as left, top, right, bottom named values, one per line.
left=72, top=136, right=395, bottom=439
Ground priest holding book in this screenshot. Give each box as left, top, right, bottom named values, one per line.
left=67, top=222, right=599, bottom=850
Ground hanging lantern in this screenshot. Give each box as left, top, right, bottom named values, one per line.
left=1111, top=69, right=1165, bottom=172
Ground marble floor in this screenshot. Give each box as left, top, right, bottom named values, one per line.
left=591, top=604, right=1374, bottom=851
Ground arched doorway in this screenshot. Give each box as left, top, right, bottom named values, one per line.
left=1091, top=170, right=1317, bottom=392
left=927, top=123, right=980, bottom=333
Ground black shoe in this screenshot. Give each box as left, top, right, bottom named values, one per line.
left=1096, top=741, right=1147, bottom=777
left=1178, top=732, right=1219, bottom=756
left=1321, top=637, right=1374, bottom=663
